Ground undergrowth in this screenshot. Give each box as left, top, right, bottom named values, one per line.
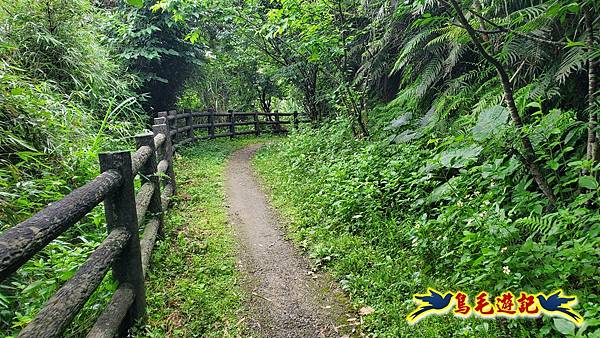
left=0, top=1, right=145, bottom=335
left=253, top=121, right=600, bottom=337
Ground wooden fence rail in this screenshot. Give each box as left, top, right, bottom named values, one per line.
left=160, top=110, right=310, bottom=149
left=0, top=119, right=177, bottom=337
left=0, top=110, right=304, bottom=337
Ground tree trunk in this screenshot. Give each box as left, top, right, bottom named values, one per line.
left=259, top=88, right=271, bottom=113
left=585, top=8, right=599, bottom=166
left=302, top=65, right=320, bottom=121
left=472, top=0, right=489, bottom=42
left=448, top=0, right=557, bottom=205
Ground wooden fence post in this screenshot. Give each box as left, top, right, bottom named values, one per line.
left=209, top=111, right=215, bottom=139
left=153, top=117, right=167, bottom=158
left=157, top=112, right=167, bottom=139
left=152, top=123, right=176, bottom=196
left=186, top=109, right=194, bottom=142
left=168, top=110, right=177, bottom=143
left=254, top=112, right=260, bottom=136
left=153, top=117, right=166, bottom=127
left=152, top=117, right=167, bottom=189
left=228, top=110, right=235, bottom=139
left=274, top=110, right=281, bottom=134
left=98, top=151, right=146, bottom=329
left=293, top=111, right=299, bottom=130
left=135, top=133, right=163, bottom=237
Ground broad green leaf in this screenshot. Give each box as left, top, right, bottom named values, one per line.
left=392, top=130, right=422, bottom=143
left=437, top=145, right=483, bottom=168
left=578, top=176, right=598, bottom=190
left=429, top=177, right=461, bottom=202
left=472, top=105, right=509, bottom=141
left=386, top=112, right=412, bottom=130
left=419, top=106, right=438, bottom=129
left=125, top=0, right=143, bottom=8
left=553, top=318, right=575, bottom=335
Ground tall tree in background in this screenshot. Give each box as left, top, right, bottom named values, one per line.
left=101, top=0, right=206, bottom=112
left=447, top=0, right=556, bottom=203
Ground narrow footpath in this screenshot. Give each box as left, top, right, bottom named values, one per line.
left=225, top=144, right=351, bottom=338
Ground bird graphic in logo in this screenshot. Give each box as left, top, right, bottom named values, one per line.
left=407, top=288, right=454, bottom=324
left=537, top=290, right=583, bottom=326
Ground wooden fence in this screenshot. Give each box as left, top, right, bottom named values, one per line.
left=163, top=110, right=309, bottom=148
left=0, top=117, right=177, bottom=337
left=0, top=110, right=304, bottom=337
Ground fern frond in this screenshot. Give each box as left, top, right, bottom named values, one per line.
left=390, top=28, right=435, bottom=75
left=443, top=43, right=464, bottom=76
left=516, top=213, right=563, bottom=237
left=415, top=54, right=445, bottom=97
left=556, top=47, right=591, bottom=84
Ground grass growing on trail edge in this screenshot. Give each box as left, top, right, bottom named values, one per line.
left=252, top=127, right=600, bottom=338
left=254, top=142, right=465, bottom=338
left=133, top=137, right=273, bottom=337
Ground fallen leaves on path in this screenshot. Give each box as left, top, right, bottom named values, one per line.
left=359, top=306, right=375, bottom=316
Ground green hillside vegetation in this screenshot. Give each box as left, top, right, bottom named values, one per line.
left=1, top=0, right=599, bottom=336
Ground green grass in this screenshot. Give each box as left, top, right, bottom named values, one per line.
left=252, top=142, right=461, bottom=338
left=252, top=132, right=600, bottom=338
left=134, top=136, right=275, bottom=337
left=252, top=142, right=509, bottom=337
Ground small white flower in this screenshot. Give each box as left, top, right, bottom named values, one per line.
left=483, top=200, right=491, bottom=206
left=466, top=219, right=473, bottom=226
left=457, top=201, right=464, bottom=207
left=501, top=247, right=507, bottom=253
left=474, top=191, right=481, bottom=196
left=503, top=266, right=511, bottom=274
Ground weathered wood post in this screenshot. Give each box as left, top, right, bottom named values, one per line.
left=209, top=111, right=215, bottom=140
left=157, top=111, right=167, bottom=123
left=98, top=151, right=146, bottom=329
left=254, top=111, right=260, bottom=136
left=228, top=110, right=235, bottom=139
left=153, top=116, right=166, bottom=128
left=152, top=123, right=176, bottom=196
left=185, top=109, right=194, bottom=142
left=293, top=111, right=299, bottom=130
left=135, top=133, right=163, bottom=236
left=168, top=110, right=177, bottom=143
left=153, top=116, right=166, bottom=166
left=274, top=110, right=281, bottom=134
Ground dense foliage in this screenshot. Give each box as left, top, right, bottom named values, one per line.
left=0, top=0, right=147, bottom=334
left=1, top=0, right=599, bottom=336
left=236, top=0, right=599, bottom=336
left=256, top=120, right=599, bottom=336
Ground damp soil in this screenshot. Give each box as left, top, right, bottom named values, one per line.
left=225, top=144, right=354, bottom=338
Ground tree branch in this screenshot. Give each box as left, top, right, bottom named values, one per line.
left=584, top=6, right=599, bottom=167
left=467, top=8, right=567, bottom=47
left=447, top=0, right=557, bottom=205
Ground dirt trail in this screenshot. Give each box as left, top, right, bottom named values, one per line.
left=225, top=144, right=351, bottom=338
